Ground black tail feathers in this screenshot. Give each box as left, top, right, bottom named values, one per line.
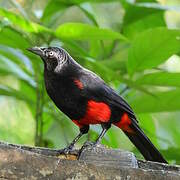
left=124, top=122, right=167, bottom=164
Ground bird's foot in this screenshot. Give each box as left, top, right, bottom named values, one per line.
left=78, top=141, right=102, bottom=157
left=81, top=141, right=101, bottom=150
left=57, top=145, right=74, bottom=155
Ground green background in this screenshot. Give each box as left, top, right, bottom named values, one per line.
left=0, top=0, right=180, bottom=164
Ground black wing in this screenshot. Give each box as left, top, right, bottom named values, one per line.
left=80, top=69, right=137, bottom=121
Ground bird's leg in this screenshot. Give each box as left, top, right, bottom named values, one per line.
left=82, top=123, right=111, bottom=148
left=59, top=125, right=89, bottom=154
left=95, top=123, right=111, bottom=145
left=65, top=132, right=83, bottom=151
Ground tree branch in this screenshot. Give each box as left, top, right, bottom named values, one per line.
left=0, top=141, right=179, bottom=179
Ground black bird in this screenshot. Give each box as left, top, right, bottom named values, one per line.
left=28, top=46, right=167, bottom=163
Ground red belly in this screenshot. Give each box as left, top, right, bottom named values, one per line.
left=73, top=100, right=111, bottom=127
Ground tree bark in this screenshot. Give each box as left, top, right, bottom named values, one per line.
left=0, top=141, right=179, bottom=180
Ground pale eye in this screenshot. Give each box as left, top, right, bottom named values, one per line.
left=49, top=51, right=54, bottom=57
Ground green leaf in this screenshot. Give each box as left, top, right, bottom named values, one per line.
left=102, top=58, right=126, bottom=72
left=102, top=43, right=130, bottom=72
left=0, top=27, right=30, bottom=48
left=0, top=45, right=33, bottom=75
left=123, top=9, right=165, bottom=39
left=136, top=72, right=180, bottom=87
left=0, top=99, right=35, bottom=145
left=78, top=5, right=98, bottom=26
left=61, top=40, right=90, bottom=57
left=55, top=23, right=128, bottom=41
left=123, top=1, right=163, bottom=24
left=19, top=80, right=36, bottom=112
left=135, top=2, right=180, bottom=11
left=127, top=28, right=180, bottom=76
left=0, top=85, right=35, bottom=104
left=0, top=54, right=35, bottom=87
left=138, top=114, right=157, bottom=145
left=0, top=8, right=52, bottom=34
left=89, top=40, right=102, bottom=58
left=52, top=0, right=119, bottom=4
left=129, top=90, right=180, bottom=113
left=42, top=0, right=69, bottom=26
left=155, top=113, right=180, bottom=147
left=135, top=0, right=157, bottom=2
left=161, top=148, right=180, bottom=164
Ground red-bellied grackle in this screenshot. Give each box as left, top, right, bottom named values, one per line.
left=28, top=46, right=167, bottom=163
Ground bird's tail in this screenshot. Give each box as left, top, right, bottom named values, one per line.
left=114, top=120, right=167, bottom=163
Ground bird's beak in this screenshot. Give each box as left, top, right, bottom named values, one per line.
left=27, top=47, right=44, bottom=57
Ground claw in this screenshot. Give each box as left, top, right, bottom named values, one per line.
left=58, top=145, right=74, bottom=155
left=82, top=141, right=95, bottom=148
left=78, top=141, right=101, bottom=157
left=81, top=141, right=101, bottom=150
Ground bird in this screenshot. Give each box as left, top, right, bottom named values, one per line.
left=27, top=46, right=167, bottom=163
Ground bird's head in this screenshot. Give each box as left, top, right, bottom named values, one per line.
left=27, top=46, right=69, bottom=73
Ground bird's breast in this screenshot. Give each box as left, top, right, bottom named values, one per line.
left=44, top=74, right=87, bottom=119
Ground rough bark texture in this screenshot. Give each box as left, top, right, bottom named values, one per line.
left=0, top=141, right=179, bottom=180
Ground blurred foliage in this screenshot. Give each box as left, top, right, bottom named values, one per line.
left=0, top=0, right=180, bottom=164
